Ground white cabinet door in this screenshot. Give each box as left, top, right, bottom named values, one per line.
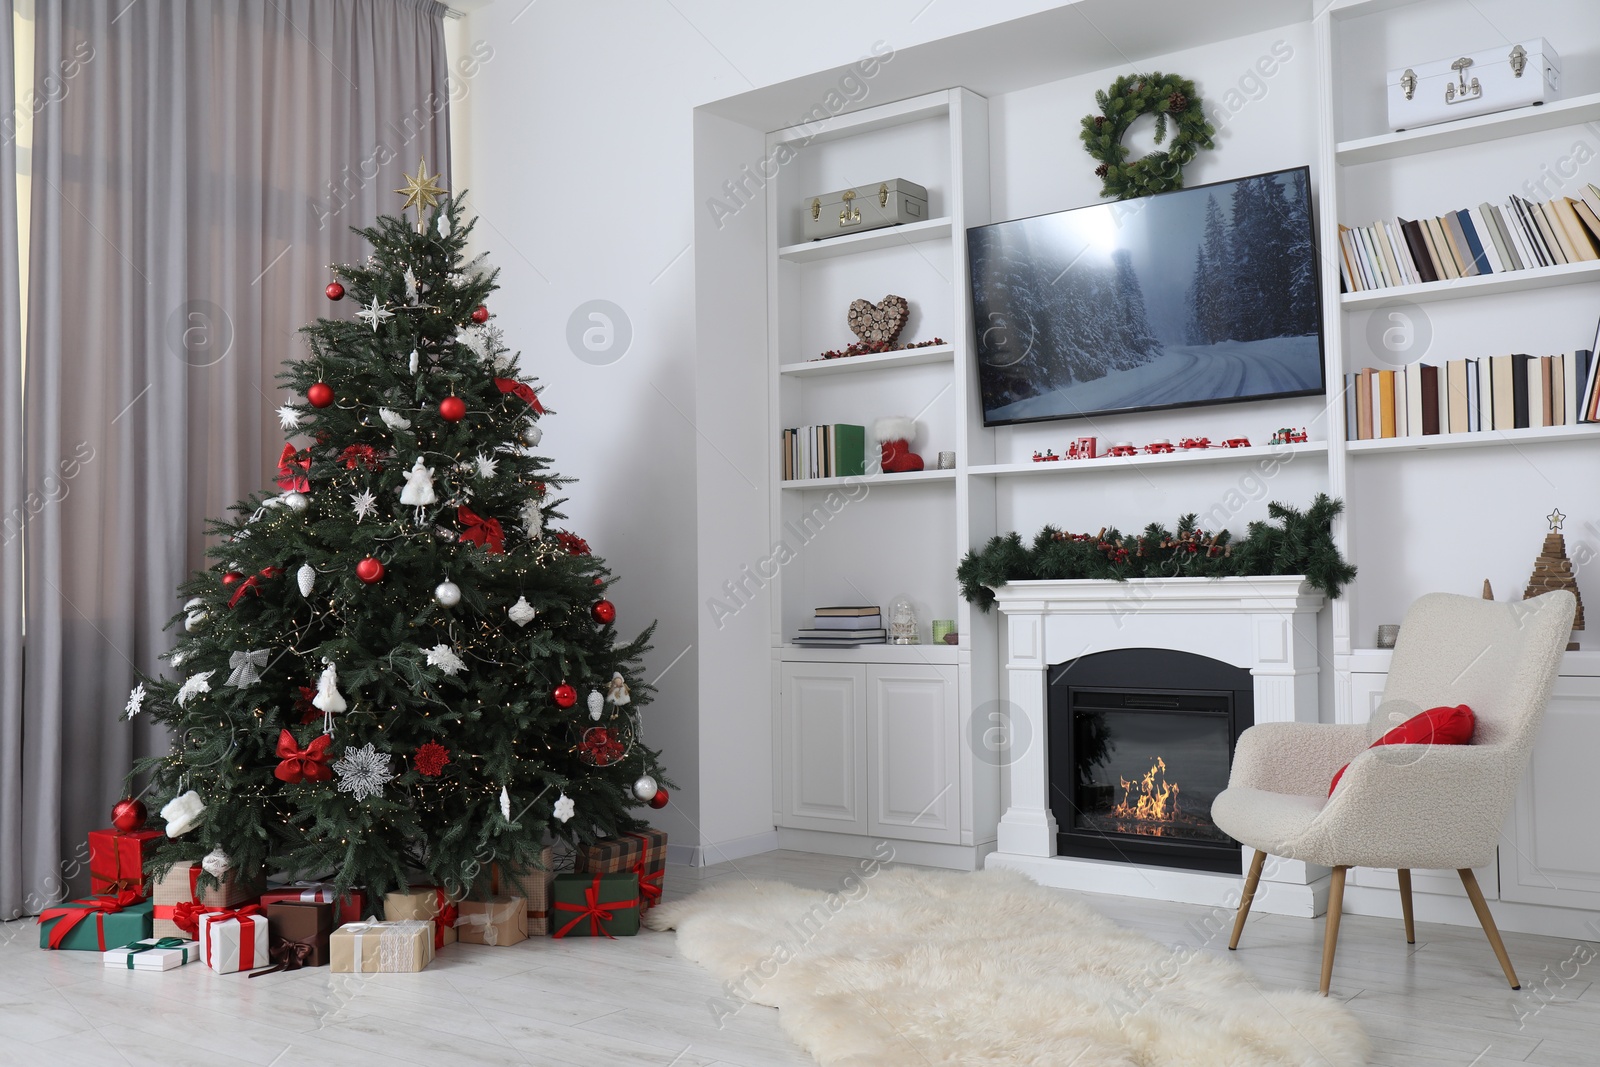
left=1502, top=676, right=1600, bottom=909
left=866, top=664, right=960, bottom=843
left=779, top=663, right=867, bottom=833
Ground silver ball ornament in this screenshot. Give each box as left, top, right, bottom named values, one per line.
left=283, top=492, right=310, bottom=511
left=632, top=775, right=658, bottom=802
left=434, top=580, right=462, bottom=607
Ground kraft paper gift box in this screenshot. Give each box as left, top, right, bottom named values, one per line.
left=498, top=846, right=554, bottom=934
left=86, top=826, right=164, bottom=897
left=259, top=882, right=367, bottom=925
left=329, top=920, right=434, bottom=973
left=102, top=937, right=200, bottom=971
left=382, top=885, right=460, bottom=949
left=576, top=829, right=667, bottom=909
left=150, top=862, right=261, bottom=939
left=38, top=894, right=153, bottom=951
left=263, top=900, right=337, bottom=969
left=197, top=907, right=269, bottom=974
left=550, top=872, right=641, bottom=938
left=456, top=894, right=527, bottom=946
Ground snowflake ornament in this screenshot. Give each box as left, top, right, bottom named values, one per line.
left=276, top=403, right=302, bottom=430
left=333, top=743, right=395, bottom=802
left=455, top=325, right=489, bottom=359
left=124, top=682, right=146, bottom=719
left=351, top=489, right=379, bottom=523
left=355, top=295, right=394, bottom=331
left=379, top=408, right=412, bottom=431
left=474, top=453, right=498, bottom=479
left=176, top=670, right=214, bottom=708
left=552, top=792, right=575, bottom=823
left=403, top=267, right=419, bottom=305
left=425, top=644, right=467, bottom=676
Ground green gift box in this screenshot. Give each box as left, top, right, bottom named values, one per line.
left=38, top=895, right=154, bottom=951
left=550, top=871, right=641, bottom=938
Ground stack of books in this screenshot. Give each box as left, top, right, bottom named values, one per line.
left=782, top=424, right=866, bottom=481
left=793, top=605, right=885, bottom=646
left=1344, top=350, right=1597, bottom=439
left=1339, top=184, right=1600, bottom=293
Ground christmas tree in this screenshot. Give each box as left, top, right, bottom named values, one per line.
left=128, top=163, right=667, bottom=898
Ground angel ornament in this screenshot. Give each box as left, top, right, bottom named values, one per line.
left=606, top=671, right=631, bottom=706
left=399, top=456, right=436, bottom=523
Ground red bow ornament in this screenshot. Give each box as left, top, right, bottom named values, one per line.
left=276, top=444, right=310, bottom=493
left=493, top=377, right=545, bottom=414
left=228, top=566, right=283, bottom=609
left=274, top=729, right=334, bottom=783
left=457, top=506, right=504, bottom=554
left=339, top=444, right=382, bottom=471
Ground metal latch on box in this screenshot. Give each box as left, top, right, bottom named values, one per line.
left=1446, top=57, right=1480, bottom=105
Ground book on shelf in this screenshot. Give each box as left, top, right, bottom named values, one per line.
left=794, top=628, right=888, bottom=641
left=782, top=424, right=865, bottom=481
left=809, top=613, right=882, bottom=630
left=1347, top=349, right=1597, bottom=441
left=813, top=605, right=881, bottom=617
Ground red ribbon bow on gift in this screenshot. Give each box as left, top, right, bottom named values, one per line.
left=228, top=566, right=283, bottom=609
left=167, top=899, right=205, bottom=938
left=276, top=444, right=310, bottom=493
left=274, top=729, right=334, bottom=783
left=39, top=890, right=144, bottom=950
left=457, top=506, right=504, bottom=554
left=493, top=377, right=545, bottom=414
left=553, top=874, right=638, bottom=940
left=629, top=857, right=663, bottom=909
left=339, top=444, right=382, bottom=471
left=432, top=887, right=459, bottom=950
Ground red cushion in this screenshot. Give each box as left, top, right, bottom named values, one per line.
left=1329, top=704, right=1475, bottom=795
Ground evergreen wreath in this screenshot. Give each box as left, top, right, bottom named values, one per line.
left=1080, top=71, right=1216, bottom=200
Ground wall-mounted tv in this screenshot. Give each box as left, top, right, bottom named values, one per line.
left=969, top=165, right=1325, bottom=426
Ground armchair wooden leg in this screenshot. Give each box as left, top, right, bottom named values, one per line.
left=1320, top=866, right=1348, bottom=997
left=1397, top=869, right=1416, bottom=944
left=1459, top=868, right=1520, bottom=990
left=1229, top=849, right=1267, bottom=950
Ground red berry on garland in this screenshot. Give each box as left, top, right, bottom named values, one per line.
left=325, top=282, right=345, bottom=301
left=470, top=305, right=489, bottom=324
left=111, top=797, right=148, bottom=833
left=307, top=382, right=335, bottom=408
left=592, top=599, right=616, bottom=625
left=414, top=741, right=451, bottom=777
left=439, top=396, right=466, bottom=422
left=355, top=557, right=385, bottom=584
left=552, top=683, right=578, bottom=708
left=648, top=787, right=670, bottom=810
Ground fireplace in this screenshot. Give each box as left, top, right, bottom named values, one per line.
left=1047, top=649, right=1253, bottom=873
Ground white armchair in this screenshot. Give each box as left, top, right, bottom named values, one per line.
left=1212, top=589, right=1576, bottom=995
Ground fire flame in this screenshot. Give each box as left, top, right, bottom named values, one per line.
left=1111, top=756, right=1180, bottom=825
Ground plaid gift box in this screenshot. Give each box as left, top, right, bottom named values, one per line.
left=576, top=829, right=666, bottom=909
left=259, top=883, right=366, bottom=925
left=150, top=863, right=260, bottom=939
left=382, top=886, right=459, bottom=949
left=86, top=827, right=164, bottom=897
left=498, top=846, right=554, bottom=934
left=551, top=872, right=640, bottom=938
left=38, top=893, right=152, bottom=951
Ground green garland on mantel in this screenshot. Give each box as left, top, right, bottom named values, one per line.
left=1080, top=71, right=1216, bottom=200
left=958, top=495, right=1357, bottom=611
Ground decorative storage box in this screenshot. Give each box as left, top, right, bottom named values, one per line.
left=38, top=895, right=152, bottom=951
left=86, top=826, right=164, bottom=897
left=498, top=846, right=554, bottom=935
left=103, top=937, right=200, bottom=971
left=196, top=907, right=268, bottom=974
left=456, top=895, right=527, bottom=947
left=801, top=178, right=928, bottom=242
left=551, top=872, right=641, bottom=938
left=329, top=920, right=434, bottom=973
left=1388, top=39, right=1560, bottom=131
left=150, top=862, right=261, bottom=939
left=259, top=882, right=366, bottom=925
left=263, top=900, right=337, bottom=970
left=576, top=830, right=666, bottom=910
left=382, top=886, right=459, bottom=949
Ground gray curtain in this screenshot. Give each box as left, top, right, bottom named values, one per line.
left=3, top=0, right=451, bottom=920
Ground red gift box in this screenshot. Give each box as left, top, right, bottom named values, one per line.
left=87, top=827, right=164, bottom=897
left=259, top=883, right=366, bottom=925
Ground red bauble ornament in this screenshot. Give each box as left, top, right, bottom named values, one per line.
left=439, top=396, right=467, bottom=422
left=552, top=683, right=578, bottom=708
left=470, top=305, right=489, bottom=324
left=307, top=382, right=335, bottom=408
left=591, top=600, right=616, bottom=625
left=222, top=571, right=241, bottom=588
left=325, top=282, right=345, bottom=301
left=355, top=557, right=385, bottom=584
left=648, top=787, right=670, bottom=810
left=111, top=797, right=148, bottom=832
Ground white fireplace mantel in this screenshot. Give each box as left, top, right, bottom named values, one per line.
left=984, top=575, right=1330, bottom=916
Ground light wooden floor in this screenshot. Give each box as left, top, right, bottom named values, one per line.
left=2, top=850, right=1596, bottom=1065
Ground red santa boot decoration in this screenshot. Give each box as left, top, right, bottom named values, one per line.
left=874, top=416, right=924, bottom=474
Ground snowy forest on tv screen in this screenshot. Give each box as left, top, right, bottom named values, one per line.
left=971, top=168, right=1323, bottom=425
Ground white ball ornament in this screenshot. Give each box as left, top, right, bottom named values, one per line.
left=283, top=491, right=310, bottom=511
left=434, top=580, right=462, bottom=608
left=587, top=690, right=604, bottom=720
left=632, top=775, right=659, bottom=802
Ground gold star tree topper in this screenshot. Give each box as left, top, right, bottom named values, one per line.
left=396, top=158, right=447, bottom=216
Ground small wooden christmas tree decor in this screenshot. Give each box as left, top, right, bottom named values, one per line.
left=1523, top=508, right=1584, bottom=650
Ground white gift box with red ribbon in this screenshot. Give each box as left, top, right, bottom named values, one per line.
left=197, top=909, right=269, bottom=974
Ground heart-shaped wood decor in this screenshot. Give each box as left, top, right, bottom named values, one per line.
left=847, top=295, right=910, bottom=348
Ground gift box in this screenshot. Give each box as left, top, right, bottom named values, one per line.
left=551, top=872, right=641, bottom=938
left=38, top=893, right=153, bottom=951
left=259, top=882, right=366, bottom=925
left=498, top=846, right=554, bottom=934
left=86, top=826, right=164, bottom=897
left=382, top=886, right=459, bottom=949
left=150, top=862, right=260, bottom=939
left=255, top=900, right=337, bottom=973
left=456, top=895, right=527, bottom=947
left=576, top=829, right=666, bottom=910
left=329, top=920, right=434, bottom=973
left=103, top=936, right=200, bottom=971
left=197, top=907, right=269, bottom=974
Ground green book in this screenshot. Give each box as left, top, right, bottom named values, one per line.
left=830, top=424, right=866, bottom=477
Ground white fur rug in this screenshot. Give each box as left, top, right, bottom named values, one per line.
left=645, top=866, right=1368, bottom=1067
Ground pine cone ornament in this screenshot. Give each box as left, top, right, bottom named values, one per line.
left=1094, top=163, right=1110, bottom=179
left=1093, top=115, right=1107, bottom=129
left=1167, top=90, right=1189, bottom=113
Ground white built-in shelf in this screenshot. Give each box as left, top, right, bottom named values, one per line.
left=780, top=468, right=956, bottom=491
left=969, top=441, right=1328, bottom=478
left=777, top=642, right=962, bottom=665
left=1340, top=259, right=1600, bottom=310
left=779, top=344, right=955, bottom=378
left=1346, top=422, right=1600, bottom=455
left=777, top=218, right=952, bottom=263
left=1336, top=92, right=1600, bottom=165
left=1341, top=648, right=1600, bottom=675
